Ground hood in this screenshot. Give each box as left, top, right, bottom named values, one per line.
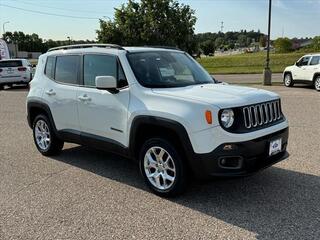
left=152, top=84, right=279, bottom=109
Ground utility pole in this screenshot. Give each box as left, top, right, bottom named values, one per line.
left=263, top=0, right=272, bottom=85
left=220, top=21, right=224, bottom=33
left=2, top=21, right=10, bottom=36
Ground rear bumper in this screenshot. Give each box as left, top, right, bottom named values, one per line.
left=0, top=76, right=31, bottom=84
left=189, top=127, right=289, bottom=178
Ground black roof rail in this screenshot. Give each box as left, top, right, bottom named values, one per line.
left=47, top=43, right=125, bottom=52
left=141, top=45, right=181, bottom=51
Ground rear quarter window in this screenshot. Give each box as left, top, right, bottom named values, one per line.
left=45, top=56, right=55, bottom=79
left=0, top=60, right=23, bottom=68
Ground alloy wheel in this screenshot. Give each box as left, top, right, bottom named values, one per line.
left=35, top=119, right=51, bottom=150
left=315, top=77, right=320, bottom=91
left=144, top=146, right=176, bottom=190
left=285, top=74, right=292, bottom=86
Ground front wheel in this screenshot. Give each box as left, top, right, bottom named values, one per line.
left=284, top=73, right=294, bottom=87
left=139, top=138, right=187, bottom=197
left=314, top=76, right=320, bottom=91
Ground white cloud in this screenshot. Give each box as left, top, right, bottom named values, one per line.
left=272, top=0, right=287, bottom=9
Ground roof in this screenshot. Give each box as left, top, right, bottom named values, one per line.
left=0, top=58, right=26, bottom=61
left=46, top=44, right=182, bottom=54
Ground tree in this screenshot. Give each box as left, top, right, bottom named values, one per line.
left=274, top=37, right=293, bottom=53
left=259, top=35, right=267, bottom=47
left=200, top=40, right=215, bottom=56
left=237, top=34, right=247, bottom=47
left=214, top=37, right=224, bottom=49
left=312, top=36, right=320, bottom=51
left=96, top=0, right=197, bottom=53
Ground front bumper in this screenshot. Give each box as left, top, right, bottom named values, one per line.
left=189, top=127, right=289, bottom=178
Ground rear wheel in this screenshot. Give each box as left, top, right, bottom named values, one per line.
left=33, top=114, right=64, bottom=156
left=314, top=76, right=320, bottom=91
left=0, top=84, right=3, bottom=90
left=139, top=138, right=187, bottom=197
left=284, top=73, right=294, bottom=87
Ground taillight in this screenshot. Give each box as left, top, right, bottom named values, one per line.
left=18, top=67, right=27, bottom=71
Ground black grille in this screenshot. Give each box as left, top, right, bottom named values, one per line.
left=242, top=100, right=282, bottom=129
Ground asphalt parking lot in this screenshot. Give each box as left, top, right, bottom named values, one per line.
left=0, top=85, right=319, bottom=240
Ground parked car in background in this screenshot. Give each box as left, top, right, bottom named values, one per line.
left=27, top=44, right=289, bottom=197
left=283, top=53, right=320, bottom=91
left=0, top=59, right=33, bottom=90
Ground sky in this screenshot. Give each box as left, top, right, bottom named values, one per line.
left=0, top=0, right=320, bottom=41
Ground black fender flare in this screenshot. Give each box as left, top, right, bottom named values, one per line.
left=27, top=100, right=57, bottom=134
left=313, top=72, right=320, bottom=82
left=129, top=115, right=195, bottom=163
left=283, top=71, right=292, bottom=81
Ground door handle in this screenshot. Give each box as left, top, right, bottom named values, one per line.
left=78, top=94, right=91, bottom=102
left=45, top=89, right=56, bottom=96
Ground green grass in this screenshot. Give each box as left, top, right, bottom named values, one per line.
left=198, top=51, right=313, bottom=74
left=29, top=51, right=314, bottom=75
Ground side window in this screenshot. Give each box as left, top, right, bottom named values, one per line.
left=55, top=55, right=80, bottom=85
left=310, top=56, right=320, bottom=66
left=118, top=64, right=128, bottom=88
left=83, top=54, right=128, bottom=88
left=84, top=55, right=117, bottom=87
left=299, top=57, right=310, bottom=66
left=45, top=56, right=55, bottom=79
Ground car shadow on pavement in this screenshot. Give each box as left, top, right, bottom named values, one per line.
left=1, top=85, right=29, bottom=91
left=50, top=145, right=320, bottom=240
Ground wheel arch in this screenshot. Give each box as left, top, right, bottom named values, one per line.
left=27, top=100, right=57, bottom=133
left=312, top=72, right=320, bottom=82
left=129, top=116, right=195, bottom=164
left=283, top=71, right=292, bottom=80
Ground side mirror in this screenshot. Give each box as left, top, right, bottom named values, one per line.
left=95, top=76, right=118, bottom=93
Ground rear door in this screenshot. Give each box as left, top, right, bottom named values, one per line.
left=43, top=55, right=80, bottom=132
left=0, top=60, right=23, bottom=79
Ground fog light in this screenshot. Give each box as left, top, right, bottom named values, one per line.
left=223, top=144, right=236, bottom=151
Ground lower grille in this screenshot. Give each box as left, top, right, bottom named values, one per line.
left=243, top=100, right=282, bottom=129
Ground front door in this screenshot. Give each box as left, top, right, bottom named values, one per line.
left=77, top=54, right=129, bottom=147
left=294, top=56, right=311, bottom=80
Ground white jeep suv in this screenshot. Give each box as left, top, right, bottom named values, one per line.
left=27, top=44, right=289, bottom=196
left=283, top=53, right=320, bottom=91
left=0, top=59, right=33, bottom=90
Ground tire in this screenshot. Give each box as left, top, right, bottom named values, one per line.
left=314, top=76, right=320, bottom=91
left=0, top=85, right=3, bottom=90
left=32, top=114, right=64, bottom=156
left=284, top=73, right=294, bottom=87
left=139, top=138, right=187, bottom=197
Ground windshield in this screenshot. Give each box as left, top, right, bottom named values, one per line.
left=0, top=60, right=23, bottom=68
left=127, top=51, right=214, bottom=88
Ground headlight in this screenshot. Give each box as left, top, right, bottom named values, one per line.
left=220, top=109, right=234, bottom=128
